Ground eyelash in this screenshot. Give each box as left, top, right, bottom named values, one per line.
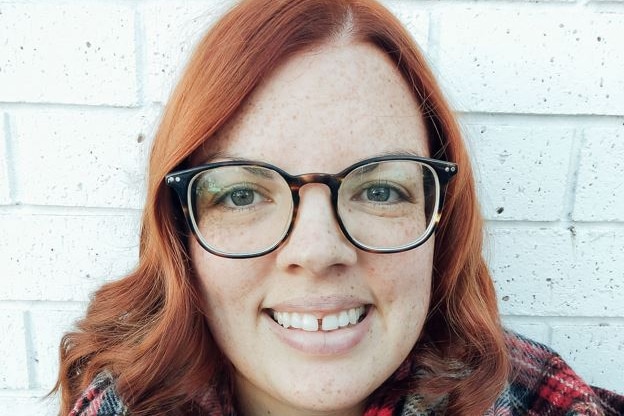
left=213, top=184, right=267, bottom=210
left=355, top=181, right=413, bottom=204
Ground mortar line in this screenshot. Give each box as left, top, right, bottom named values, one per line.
left=23, top=310, right=38, bottom=390
left=425, top=7, right=439, bottom=65
left=0, top=101, right=151, bottom=113
left=0, top=204, right=142, bottom=216
left=562, top=127, right=585, bottom=226
left=0, top=388, right=54, bottom=396
left=0, top=300, right=88, bottom=311
left=133, top=2, right=147, bottom=107
left=393, top=0, right=587, bottom=10
left=3, top=112, right=17, bottom=204
left=501, top=315, right=624, bottom=324
left=485, top=220, right=624, bottom=230
left=584, top=0, right=624, bottom=11
left=458, top=112, right=624, bottom=124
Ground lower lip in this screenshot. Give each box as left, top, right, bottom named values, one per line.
left=265, top=307, right=373, bottom=356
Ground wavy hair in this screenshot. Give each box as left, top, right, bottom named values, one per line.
left=55, top=0, right=509, bottom=414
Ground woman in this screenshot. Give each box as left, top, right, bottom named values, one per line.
left=55, top=0, right=624, bottom=415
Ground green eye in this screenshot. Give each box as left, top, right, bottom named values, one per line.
left=352, top=181, right=410, bottom=205
left=228, top=188, right=256, bottom=206
left=366, top=185, right=392, bottom=202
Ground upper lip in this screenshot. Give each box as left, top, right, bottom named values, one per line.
left=265, top=295, right=370, bottom=315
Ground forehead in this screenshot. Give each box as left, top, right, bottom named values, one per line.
left=201, top=42, right=429, bottom=173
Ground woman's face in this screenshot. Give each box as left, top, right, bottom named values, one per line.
left=190, top=42, right=433, bottom=416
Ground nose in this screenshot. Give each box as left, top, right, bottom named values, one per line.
left=275, top=184, right=357, bottom=275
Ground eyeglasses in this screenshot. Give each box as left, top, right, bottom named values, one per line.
left=166, top=155, right=457, bottom=258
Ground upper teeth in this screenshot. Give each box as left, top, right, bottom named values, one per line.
left=273, top=306, right=366, bottom=332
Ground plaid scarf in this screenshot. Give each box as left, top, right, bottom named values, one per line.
left=69, top=332, right=624, bottom=416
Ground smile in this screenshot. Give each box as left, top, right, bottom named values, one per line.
left=271, top=306, right=367, bottom=332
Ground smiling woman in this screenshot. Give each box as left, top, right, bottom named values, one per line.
left=183, top=43, right=441, bottom=415
left=53, top=1, right=624, bottom=416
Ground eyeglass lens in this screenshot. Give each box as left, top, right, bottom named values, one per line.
left=188, top=160, right=438, bottom=256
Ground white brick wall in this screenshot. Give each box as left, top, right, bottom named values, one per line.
left=0, top=0, right=622, bottom=412
left=574, top=127, right=624, bottom=220
left=0, top=3, right=138, bottom=106
left=11, top=108, right=158, bottom=209
left=0, top=115, right=10, bottom=204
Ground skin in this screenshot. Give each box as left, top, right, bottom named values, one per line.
left=189, top=41, right=434, bottom=416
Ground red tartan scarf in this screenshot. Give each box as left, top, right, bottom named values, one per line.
left=70, top=331, right=624, bottom=416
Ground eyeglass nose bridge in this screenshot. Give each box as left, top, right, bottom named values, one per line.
left=288, top=172, right=344, bottom=197
left=285, top=172, right=346, bottom=238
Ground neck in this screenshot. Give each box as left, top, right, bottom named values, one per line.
left=234, top=380, right=365, bottom=416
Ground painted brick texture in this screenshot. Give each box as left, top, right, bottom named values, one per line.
left=0, top=3, right=138, bottom=106
left=11, top=108, right=157, bottom=209
left=1, top=214, right=140, bottom=302
left=0, top=115, right=10, bottom=204
left=434, top=10, right=624, bottom=114
left=1, top=0, right=622, bottom=413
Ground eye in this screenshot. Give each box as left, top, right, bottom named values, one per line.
left=218, top=186, right=267, bottom=208
left=354, top=182, right=409, bottom=204
left=228, top=188, right=256, bottom=206
left=366, top=185, right=393, bottom=202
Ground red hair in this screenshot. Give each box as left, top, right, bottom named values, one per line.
left=55, top=0, right=509, bottom=414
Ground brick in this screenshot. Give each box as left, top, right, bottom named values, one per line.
left=0, top=3, right=137, bottom=106
left=0, top=311, right=28, bottom=389
left=0, top=115, right=10, bottom=205
left=0, top=214, right=140, bottom=302
left=489, top=227, right=624, bottom=316
left=0, top=393, right=58, bottom=416
left=501, top=319, right=550, bottom=345
left=434, top=10, right=624, bottom=115
left=30, top=309, right=85, bottom=389
left=567, top=229, right=624, bottom=316
left=488, top=227, right=572, bottom=316
left=12, top=108, right=159, bottom=209
left=381, top=1, right=429, bottom=50
left=466, top=124, right=574, bottom=220
left=143, top=0, right=232, bottom=103
left=573, top=127, right=624, bottom=221
left=551, top=324, right=624, bottom=394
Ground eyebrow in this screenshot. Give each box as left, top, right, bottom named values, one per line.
left=199, top=148, right=428, bottom=173
left=202, top=148, right=425, bottom=162
left=356, top=150, right=425, bottom=174
left=200, top=151, right=238, bottom=164
left=378, top=149, right=427, bottom=158
left=242, top=165, right=274, bottom=179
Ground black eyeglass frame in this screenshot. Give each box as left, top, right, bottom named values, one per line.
left=165, top=155, right=458, bottom=258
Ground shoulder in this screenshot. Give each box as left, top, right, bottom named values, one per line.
left=68, top=372, right=129, bottom=416
left=503, top=330, right=624, bottom=416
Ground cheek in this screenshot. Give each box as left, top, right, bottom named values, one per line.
left=365, top=241, right=434, bottom=318
left=189, top=242, right=260, bottom=349
left=374, top=249, right=432, bottom=294
left=189, top=240, right=260, bottom=313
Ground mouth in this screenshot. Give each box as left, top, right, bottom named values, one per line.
left=268, top=305, right=369, bottom=332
